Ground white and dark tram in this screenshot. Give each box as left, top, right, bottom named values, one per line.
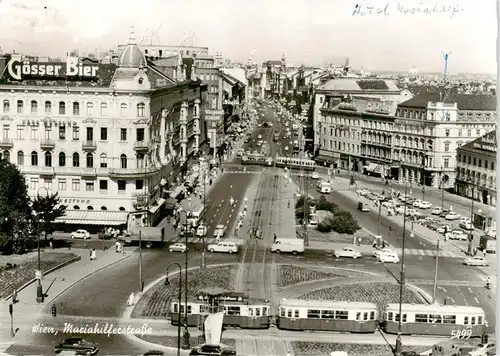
left=274, top=156, right=315, bottom=171
left=382, top=303, right=486, bottom=337
left=170, top=292, right=271, bottom=329
left=277, top=299, right=378, bottom=333
left=241, top=154, right=273, bottom=167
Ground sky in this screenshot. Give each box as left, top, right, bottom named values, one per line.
left=0, top=0, right=496, bottom=74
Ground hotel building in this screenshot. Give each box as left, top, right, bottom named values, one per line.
left=0, top=35, right=208, bottom=229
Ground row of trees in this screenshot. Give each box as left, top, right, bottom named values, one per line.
left=295, top=195, right=360, bottom=235
left=0, top=160, right=66, bottom=254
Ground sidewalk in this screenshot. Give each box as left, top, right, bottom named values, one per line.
left=273, top=175, right=297, bottom=242
left=0, top=247, right=133, bottom=351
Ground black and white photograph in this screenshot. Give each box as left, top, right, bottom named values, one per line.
left=0, top=0, right=496, bottom=355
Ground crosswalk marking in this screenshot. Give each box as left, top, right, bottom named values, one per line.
left=393, top=248, right=458, bottom=258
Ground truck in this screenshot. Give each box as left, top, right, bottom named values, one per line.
left=479, top=235, right=496, bottom=254
left=121, top=226, right=165, bottom=248
left=271, top=238, right=305, bottom=255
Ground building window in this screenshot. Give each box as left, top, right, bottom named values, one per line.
left=43, top=178, right=52, bottom=190
left=86, top=153, right=93, bottom=168
left=458, top=129, right=462, bottom=137
left=491, top=161, right=495, bottom=170
left=72, top=126, right=80, bottom=140
left=30, top=177, right=38, bottom=191
left=445, top=129, right=450, bottom=137
left=136, top=128, right=145, bottom=141
left=72, top=179, right=80, bottom=191
left=58, top=152, right=66, bottom=166
left=72, top=152, right=80, bottom=167
left=3, top=100, right=9, bottom=113
left=44, top=127, right=51, bottom=139
left=59, top=101, right=66, bottom=115
left=58, top=179, right=67, bottom=191
left=86, top=102, right=93, bottom=116
left=85, top=182, right=94, bottom=191
left=45, top=101, right=51, bottom=114
left=100, top=127, right=107, bottom=141
left=99, top=180, right=108, bottom=191
left=30, top=100, right=38, bottom=114
left=31, top=127, right=38, bottom=140
left=444, top=143, right=450, bottom=152
left=73, top=102, right=80, bottom=116
left=120, top=103, right=128, bottom=116
left=137, top=103, right=145, bottom=117
left=86, top=127, right=93, bottom=141
left=118, top=180, right=126, bottom=191
left=120, top=128, right=127, bottom=141
left=120, top=154, right=127, bottom=168
left=136, top=180, right=144, bottom=190
left=476, top=129, right=480, bottom=136
left=467, top=129, right=471, bottom=136
left=16, top=126, right=24, bottom=139
left=100, top=102, right=108, bottom=116
left=100, top=153, right=107, bottom=168
left=444, top=158, right=449, bottom=168
left=17, top=100, right=23, bottom=114
left=59, top=125, right=66, bottom=140
left=31, top=151, right=38, bottom=166
left=17, top=151, right=24, bottom=165
left=45, top=152, right=52, bottom=167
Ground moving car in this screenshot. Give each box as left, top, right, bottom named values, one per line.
left=446, top=229, right=468, bottom=241
left=189, top=344, right=236, bottom=356
left=236, top=149, right=245, bottom=157
left=431, top=207, right=443, bottom=215
left=54, top=337, right=98, bottom=355
left=379, top=252, right=399, bottom=264
left=207, top=241, right=238, bottom=254
left=196, top=225, right=207, bottom=237
left=257, top=134, right=262, bottom=139
left=70, top=229, right=90, bottom=240
left=311, top=172, right=320, bottom=179
left=468, top=342, right=496, bottom=356
left=436, top=225, right=451, bottom=234
left=213, top=224, right=226, bottom=238
left=169, top=243, right=188, bottom=253
left=334, top=247, right=362, bottom=259
left=271, top=238, right=304, bottom=255
left=412, top=199, right=423, bottom=208
left=418, top=201, right=432, bottom=209
left=372, top=248, right=394, bottom=258
left=459, top=220, right=474, bottom=230
left=445, top=212, right=460, bottom=220
left=463, top=256, right=488, bottom=267
left=142, top=351, right=164, bottom=356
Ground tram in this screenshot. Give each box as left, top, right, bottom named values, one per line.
left=241, top=154, right=273, bottom=166
left=170, top=293, right=271, bottom=329
left=277, top=299, right=378, bottom=333
left=383, top=303, right=486, bottom=337
left=274, top=156, right=315, bottom=171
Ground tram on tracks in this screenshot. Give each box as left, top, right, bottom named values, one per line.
left=277, top=299, right=378, bottom=333
left=275, top=156, right=316, bottom=171
left=241, top=154, right=273, bottom=166
left=383, top=303, right=486, bottom=337
left=170, top=292, right=271, bottom=329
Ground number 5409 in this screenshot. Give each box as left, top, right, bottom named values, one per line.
left=451, top=329, right=472, bottom=339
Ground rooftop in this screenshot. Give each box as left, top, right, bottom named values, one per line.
left=318, top=78, right=401, bottom=92
left=458, top=130, right=496, bottom=155
left=398, top=93, right=497, bottom=111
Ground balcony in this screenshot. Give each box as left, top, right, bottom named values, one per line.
left=82, top=140, right=97, bottom=151
left=0, top=138, right=13, bottom=149
left=180, top=136, right=188, bottom=144
left=193, top=125, right=200, bottom=135
left=40, top=139, right=55, bottom=150
left=81, top=168, right=97, bottom=178
left=39, top=166, right=55, bottom=176
left=133, top=141, right=149, bottom=152
left=109, top=166, right=160, bottom=179
left=179, top=116, right=187, bottom=125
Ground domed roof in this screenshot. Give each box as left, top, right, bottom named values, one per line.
left=118, top=44, right=146, bottom=68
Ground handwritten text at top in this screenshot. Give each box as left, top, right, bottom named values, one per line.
left=352, top=2, right=464, bottom=19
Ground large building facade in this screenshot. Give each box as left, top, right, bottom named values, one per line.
left=0, top=36, right=207, bottom=229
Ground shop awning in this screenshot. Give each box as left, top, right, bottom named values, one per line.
left=314, top=153, right=337, bottom=163
left=149, top=198, right=166, bottom=214
left=364, top=163, right=377, bottom=172
left=55, top=210, right=128, bottom=226
left=373, top=165, right=383, bottom=174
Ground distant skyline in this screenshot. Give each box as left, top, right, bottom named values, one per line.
left=0, top=0, right=496, bottom=74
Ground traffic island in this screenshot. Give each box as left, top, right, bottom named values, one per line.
left=277, top=264, right=349, bottom=289
left=140, top=335, right=236, bottom=350
left=0, top=251, right=78, bottom=298
left=131, top=265, right=237, bottom=319
left=291, top=341, right=430, bottom=356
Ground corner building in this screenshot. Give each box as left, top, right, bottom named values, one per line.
left=0, top=39, right=207, bottom=229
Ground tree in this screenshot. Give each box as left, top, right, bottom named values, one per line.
left=31, top=192, right=67, bottom=241
left=330, top=214, right=360, bottom=235
left=0, top=160, right=33, bottom=254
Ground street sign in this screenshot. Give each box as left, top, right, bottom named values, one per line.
left=205, top=110, right=224, bottom=116
left=35, top=270, right=42, bottom=280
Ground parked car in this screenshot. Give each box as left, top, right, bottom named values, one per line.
left=463, top=256, right=489, bottom=267
left=459, top=221, right=474, bottom=230
left=431, top=207, right=443, bottom=215
left=213, top=224, right=226, bottom=238
left=190, top=344, right=237, bottom=356
left=334, top=247, right=362, bottom=259
left=446, top=229, right=468, bottom=241
left=418, top=201, right=432, bottom=209
left=412, top=199, right=423, bottom=208
left=54, top=337, right=98, bottom=355
left=311, top=172, right=320, bottom=179
left=379, top=252, right=400, bottom=264
left=372, top=248, right=394, bottom=258
left=142, top=351, right=164, bottom=356
left=70, top=229, right=90, bottom=240
left=436, top=225, right=451, bottom=234
left=169, top=243, right=188, bottom=253
left=445, top=212, right=460, bottom=220
left=196, top=225, right=207, bottom=237
left=468, top=342, right=496, bottom=356
left=207, top=242, right=238, bottom=254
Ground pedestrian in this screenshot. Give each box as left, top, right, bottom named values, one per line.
left=209, top=178, right=213, bottom=185
left=117, top=241, right=123, bottom=254
left=287, top=200, right=290, bottom=208
left=115, top=240, right=120, bottom=253
left=273, top=233, right=277, bottom=243
left=358, top=237, right=362, bottom=246
left=127, top=292, right=135, bottom=306
left=89, top=248, right=92, bottom=259
left=90, top=248, right=97, bottom=260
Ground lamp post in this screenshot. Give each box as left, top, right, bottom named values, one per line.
left=201, top=169, right=207, bottom=269
left=178, top=210, right=190, bottom=349
left=165, top=263, right=182, bottom=356
left=440, top=167, right=445, bottom=209
left=467, top=177, right=475, bottom=256
left=432, top=237, right=440, bottom=303
left=35, top=186, right=49, bottom=303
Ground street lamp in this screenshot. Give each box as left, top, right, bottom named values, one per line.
left=35, top=186, right=49, bottom=303
left=178, top=210, right=190, bottom=350
left=201, top=169, right=207, bottom=269
left=165, top=263, right=183, bottom=356
left=440, top=167, right=445, bottom=209
left=467, top=176, right=475, bottom=255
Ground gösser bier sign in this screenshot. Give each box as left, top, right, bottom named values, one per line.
left=7, top=57, right=99, bottom=81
